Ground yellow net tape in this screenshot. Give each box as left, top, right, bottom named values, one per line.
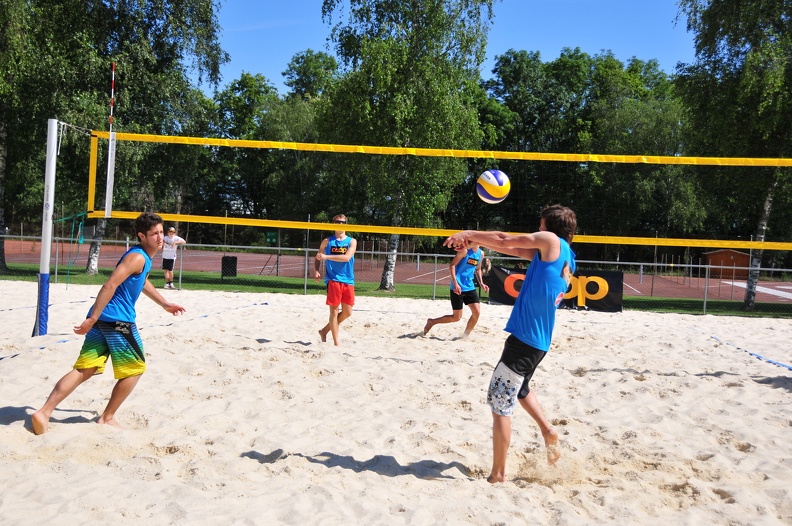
left=91, top=131, right=792, bottom=167
left=88, top=211, right=792, bottom=251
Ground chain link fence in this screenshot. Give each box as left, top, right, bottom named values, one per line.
left=3, top=235, right=792, bottom=317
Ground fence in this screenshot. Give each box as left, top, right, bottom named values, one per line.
left=2, top=235, right=791, bottom=317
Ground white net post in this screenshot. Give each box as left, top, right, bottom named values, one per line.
left=33, top=118, right=58, bottom=336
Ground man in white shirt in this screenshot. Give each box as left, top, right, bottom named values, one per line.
left=162, top=226, right=186, bottom=289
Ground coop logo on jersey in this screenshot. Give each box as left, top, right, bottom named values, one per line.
left=330, top=246, right=348, bottom=254
left=554, top=291, right=565, bottom=306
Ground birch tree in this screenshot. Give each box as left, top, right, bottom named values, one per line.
left=319, top=0, right=494, bottom=290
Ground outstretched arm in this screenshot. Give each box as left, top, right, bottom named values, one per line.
left=142, top=280, right=186, bottom=315
left=444, top=230, right=559, bottom=262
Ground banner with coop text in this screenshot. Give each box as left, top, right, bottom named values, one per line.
left=484, top=266, right=623, bottom=312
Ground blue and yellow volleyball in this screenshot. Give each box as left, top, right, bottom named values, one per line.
left=476, top=170, right=510, bottom=204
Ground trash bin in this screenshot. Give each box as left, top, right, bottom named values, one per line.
left=221, top=256, right=237, bottom=278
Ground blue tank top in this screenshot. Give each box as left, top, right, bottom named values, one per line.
left=324, top=235, right=355, bottom=285
left=451, top=247, right=482, bottom=293
left=504, top=238, right=575, bottom=352
left=88, top=245, right=152, bottom=323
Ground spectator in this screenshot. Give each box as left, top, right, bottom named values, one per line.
left=162, top=226, right=186, bottom=289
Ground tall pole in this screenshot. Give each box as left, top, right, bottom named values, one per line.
left=108, top=62, right=115, bottom=134
left=104, top=62, right=117, bottom=217
left=33, top=119, right=59, bottom=336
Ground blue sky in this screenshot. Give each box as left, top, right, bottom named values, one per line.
left=208, top=0, right=696, bottom=95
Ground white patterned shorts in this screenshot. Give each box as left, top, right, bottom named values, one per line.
left=487, top=362, right=524, bottom=416
left=486, top=335, right=547, bottom=416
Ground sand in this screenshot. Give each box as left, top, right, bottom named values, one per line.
left=1, top=280, right=791, bottom=525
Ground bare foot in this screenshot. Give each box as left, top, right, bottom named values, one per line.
left=318, top=329, right=327, bottom=343
left=97, top=417, right=124, bottom=429
left=423, top=319, right=433, bottom=335
left=31, top=411, right=49, bottom=435
left=543, top=428, right=561, bottom=465
left=486, top=473, right=506, bottom=484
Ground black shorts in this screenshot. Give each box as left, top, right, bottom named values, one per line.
left=487, top=335, right=547, bottom=415
left=450, top=289, right=480, bottom=310
left=162, top=258, right=175, bottom=271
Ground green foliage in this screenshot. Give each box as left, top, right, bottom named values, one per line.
left=584, top=57, right=704, bottom=237
left=0, top=0, right=228, bottom=233
left=676, top=0, right=792, bottom=243
left=469, top=45, right=712, bottom=261
left=318, top=0, right=493, bottom=228
left=208, top=73, right=329, bottom=239
left=283, top=50, right=339, bottom=99
left=3, top=0, right=791, bottom=278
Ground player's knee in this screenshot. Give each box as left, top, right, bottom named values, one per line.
left=77, top=367, right=98, bottom=381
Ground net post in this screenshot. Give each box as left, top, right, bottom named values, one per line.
left=88, top=134, right=98, bottom=212
left=34, top=118, right=58, bottom=336
left=104, top=131, right=117, bottom=217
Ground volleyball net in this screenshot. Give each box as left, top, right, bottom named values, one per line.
left=32, top=121, right=792, bottom=336
left=86, top=129, right=792, bottom=251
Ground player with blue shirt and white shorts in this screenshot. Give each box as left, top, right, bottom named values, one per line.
left=444, top=204, right=577, bottom=483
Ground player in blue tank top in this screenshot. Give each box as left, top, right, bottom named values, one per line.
left=444, top=204, right=577, bottom=484
left=314, top=214, right=357, bottom=346
left=423, top=244, right=490, bottom=337
left=31, top=212, right=186, bottom=435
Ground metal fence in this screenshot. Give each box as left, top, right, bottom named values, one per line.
left=3, top=235, right=792, bottom=316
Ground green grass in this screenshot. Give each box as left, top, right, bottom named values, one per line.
left=623, top=296, right=792, bottom=317
left=4, top=263, right=791, bottom=317
left=0, top=264, right=444, bottom=300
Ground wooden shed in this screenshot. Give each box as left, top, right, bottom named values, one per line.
left=704, top=249, right=750, bottom=279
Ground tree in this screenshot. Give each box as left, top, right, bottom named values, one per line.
left=84, top=0, right=227, bottom=272
left=676, top=0, right=792, bottom=310
left=585, top=56, right=701, bottom=242
left=283, top=49, right=339, bottom=99
left=482, top=48, right=591, bottom=233
left=261, top=95, right=327, bottom=227
left=0, top=0, right=227, bottom=272
left=213, top=73, right=280, bottom=233
left=0, top=0, right=31, bottom=272
left=319, top=0, right=494, bottom=290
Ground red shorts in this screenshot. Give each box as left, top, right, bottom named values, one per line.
left=326, top=281, right=355, bottom=306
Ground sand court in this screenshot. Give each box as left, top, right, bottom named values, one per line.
left=1, top=280, right=791, bottom=524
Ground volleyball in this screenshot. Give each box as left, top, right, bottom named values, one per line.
left=476, top=170, right=510, bottom=204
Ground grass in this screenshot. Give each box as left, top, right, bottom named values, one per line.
left=623, top=296, right=792, bottom=317
left=4, top=263, right=792, bottom=317
left=0, top=264, right=444, bottom=300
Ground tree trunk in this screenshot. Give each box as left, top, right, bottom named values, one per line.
left=0, top=117, right=8, bottom=273
left=743, top=175, right=779, bottom=311
left=377, top=233, right=398, bottom=291
left=85, top=218, right=107, bottom=275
